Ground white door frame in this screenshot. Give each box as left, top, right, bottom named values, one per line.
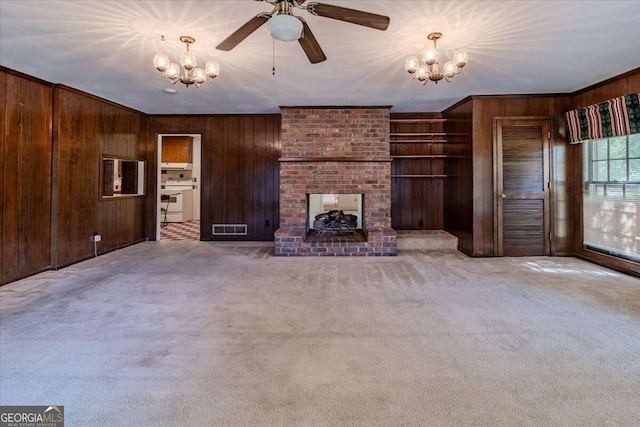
left=156, top=134, right=202, bottom=240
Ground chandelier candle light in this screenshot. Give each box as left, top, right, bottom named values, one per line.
left=405, top=32, right=468, bottom=85
left=153, top=36, right=220, bottom=88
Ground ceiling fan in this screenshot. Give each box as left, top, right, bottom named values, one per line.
left=216, top=0, right=390, bottom=64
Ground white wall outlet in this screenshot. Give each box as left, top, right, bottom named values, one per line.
left=92, top=234, right=101, bottom=242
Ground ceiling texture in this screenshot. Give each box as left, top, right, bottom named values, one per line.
left=1, top=0, right=640, bottom=115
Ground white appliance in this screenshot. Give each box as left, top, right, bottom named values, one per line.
left=160, top=179, right=194, bottom=223
left=160, top=162, right=192, bottom=170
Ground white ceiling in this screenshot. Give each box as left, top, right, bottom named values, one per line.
left=1, top=0, right=640, bottom=115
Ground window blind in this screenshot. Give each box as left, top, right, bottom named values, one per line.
left=583, top=134, right=640, bottom=261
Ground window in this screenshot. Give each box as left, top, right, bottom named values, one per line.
left=102, top=157, right=145, bottom=198
left=582, top=134, right=640, bottom=261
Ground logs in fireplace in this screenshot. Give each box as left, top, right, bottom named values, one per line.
left=313, top=210, right=358, bottom=233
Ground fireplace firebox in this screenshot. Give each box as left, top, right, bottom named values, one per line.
left=307, top=194, right=363, bottom=236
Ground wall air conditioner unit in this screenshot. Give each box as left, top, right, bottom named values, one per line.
left=160, top=162, right=193, bottom=170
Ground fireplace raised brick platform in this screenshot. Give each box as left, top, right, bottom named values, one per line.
left=275, top=107, right=397, bottom=256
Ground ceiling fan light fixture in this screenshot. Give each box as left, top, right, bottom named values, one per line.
left=268, top=14, right=303, bottom=42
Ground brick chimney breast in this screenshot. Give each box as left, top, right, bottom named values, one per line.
left=275, top=107, right=397, bottom=256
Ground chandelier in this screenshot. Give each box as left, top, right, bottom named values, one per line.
left=152, top=36, right=220, bottom=88
left=404, top=32, right=468, bottom=85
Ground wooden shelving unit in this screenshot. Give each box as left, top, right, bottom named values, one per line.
left=389, top=116, right=449, bottom=230
left=390, top=118, right=448, bottom=179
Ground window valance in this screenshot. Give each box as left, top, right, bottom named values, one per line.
left=565, top=93, right=640, bottom=143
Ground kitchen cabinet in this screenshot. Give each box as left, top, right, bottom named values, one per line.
left=161, top=136, right=193, bottom=163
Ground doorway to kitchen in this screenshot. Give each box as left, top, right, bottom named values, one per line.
left=157, top=134, right=202, bottom=241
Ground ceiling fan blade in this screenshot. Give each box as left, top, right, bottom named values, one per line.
left=298, top=21, right=326, bottom=64
left=307, top=3, right=390, bottom=31
left=216, top=15, right=269, bottom=51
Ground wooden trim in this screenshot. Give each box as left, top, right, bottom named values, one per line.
left=390, top=118, right=447, bottom=123
left=279, top=157, right=392, bottom=162
left=442, top=96, right=473, bottom=113
left=390, top=132, right=447, bottom=136
left=54, top=84, right=145, bottom=115
left=279, top=105, right=392, bottom=110
left=571, top=65, right=640, bottom=97
left=391, top=112, right=443, bottom=119
left=575, top=248, right=640, bottom=278
left=391, top=155, right=447, bottom=159
left=0, top=65, right=54, bottom=87
left=389, top=139, right=448, bottom=143
left=50, top=86, right=60, bottom=269
left=150, top=114, right=281, bottom=118
left=494, top=119, right=503, bottom=255
left=391, top=175, right=448, bottom=178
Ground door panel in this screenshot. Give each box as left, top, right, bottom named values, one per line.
left=502, top=199, right=546, bottom=256
left=496, top=120, right=551, bottom=256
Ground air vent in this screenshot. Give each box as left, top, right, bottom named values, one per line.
left=212, top=224, right=247, bottom=236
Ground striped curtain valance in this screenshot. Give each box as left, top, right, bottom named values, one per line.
left=565, top=93, right=640, bottom=143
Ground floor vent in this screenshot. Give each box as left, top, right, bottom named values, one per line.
left=212, top=224, right=248, bottom=236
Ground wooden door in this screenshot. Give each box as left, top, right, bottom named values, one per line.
left=495, top=119, right=551, bottom=256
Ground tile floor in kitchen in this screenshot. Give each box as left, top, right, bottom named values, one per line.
left=160, top=220, right=200, bottom=241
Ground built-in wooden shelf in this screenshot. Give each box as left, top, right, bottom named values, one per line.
left=389, top=139, right=448, bottom=144
left=390, top=132, right=447, bottom=137
left=389, top=115, right=450, bottom=227
left=279, top=157, right=392, bottom=162
left=391, top=155, right=447, bottom=159
left=391, top=174, right=448, bottom=178
left=390, top=118, right=447, bottom=123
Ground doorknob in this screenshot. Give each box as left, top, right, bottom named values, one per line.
left=500, top=193, right=506, bottom=199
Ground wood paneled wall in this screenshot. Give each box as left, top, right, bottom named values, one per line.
left=442, top=99, right=473, bottom=255
left=3, top=62, right=639, bottom=284
left=1, top=69, right=53, bottom=284
left=52, top=86, right=148, bottom=267
left=443, top=95, right=572, bottom=257
left=569, top=67, right=640, bottom=275
left=148, top=115, right=281, bottom=241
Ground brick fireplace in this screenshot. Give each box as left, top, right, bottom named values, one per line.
left=274, top=107, right=397, bottom=256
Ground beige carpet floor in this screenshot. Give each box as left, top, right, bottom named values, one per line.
left=1, top=242, right=639, bottom=426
